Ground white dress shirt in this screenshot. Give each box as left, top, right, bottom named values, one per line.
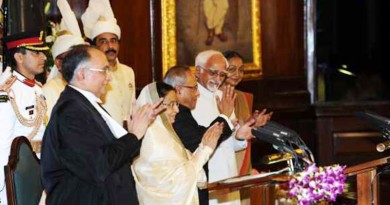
left=69, top=85, right=127, bottom=138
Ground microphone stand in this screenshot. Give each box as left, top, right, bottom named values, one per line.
left=263, top=121, right=315, bottom=164
left=253, top=122, right=316, bottom=173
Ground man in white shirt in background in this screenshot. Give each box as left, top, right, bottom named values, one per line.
left=41, top=45, right=162, bottom=205
left=82, top=0, right=135, bottom=125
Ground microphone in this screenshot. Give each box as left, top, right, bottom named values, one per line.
left=262, top=121, right=305, bottom=147
left=356, top=111, right=390, bottom=139
left=251, top=126, right=287, bottom=147
left=376, top=140, right=390, bottom=152
left=262, top=149, right=304, bottom=164
left=266, top=121, right=298, bottom=138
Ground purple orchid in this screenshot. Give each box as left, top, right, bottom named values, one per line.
left=288, top=164, right=347, bottom=205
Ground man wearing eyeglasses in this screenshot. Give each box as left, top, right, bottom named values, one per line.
left=41, top=45, right=163, bottom=205
left=191, top=50, right=251, bottom=205
left=82, top=0, right=135, bottom=125
left=164, top=65, right=257, bottom=205
left=164, top=65, right=232, bottom=205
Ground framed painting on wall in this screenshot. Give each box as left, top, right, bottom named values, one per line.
left=161, top=0, right=262, bottom=80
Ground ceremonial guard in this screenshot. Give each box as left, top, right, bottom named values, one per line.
left=0, top=31, right=48, bottom=205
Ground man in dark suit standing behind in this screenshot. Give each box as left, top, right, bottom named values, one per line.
left=164, top=65, right=232, bottom=205
left=41, top=45, right=163, bottom=205
left=164, top=65, right=256, bottom=205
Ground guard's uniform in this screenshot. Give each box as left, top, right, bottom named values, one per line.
left=0, top=71, right=46, bottom=205
left=0, top=30, right=48, bottom=205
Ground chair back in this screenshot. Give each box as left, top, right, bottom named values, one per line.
left=4, top=136, right=43, bottom=205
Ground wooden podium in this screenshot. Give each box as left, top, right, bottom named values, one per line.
left=207, top=172, right=290, bottom=205
left=343, top=156, right=390, bottom=205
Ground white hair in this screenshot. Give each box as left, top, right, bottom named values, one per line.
left=195, top=50, right=229, bottom=67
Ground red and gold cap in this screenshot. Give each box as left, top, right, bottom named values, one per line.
left=2, top=31, right=49, bottom=51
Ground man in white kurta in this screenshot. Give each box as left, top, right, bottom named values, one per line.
left=82, top=0, right=136, bottom=124
left=191, top=50, right=246, bottom=205
left=0, top=31, right=49, bottom=205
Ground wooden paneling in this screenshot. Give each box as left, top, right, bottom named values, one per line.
left=46, top=0, right=88, bottom=33
left=237, top=76, right=310, bottom=111
left=333, top=132, right=382, bottom=156
left=111, top=0, right=155, bottom=91
left=261, top=0, right=304, bottom=77
left=237, top=0, right=311, bottom=171
left=315, top=102, right=390, bottom=166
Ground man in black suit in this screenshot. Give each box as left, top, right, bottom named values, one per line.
left=164, top=65, right=255, bottom=205
left=41, top=45, right=163, bottom=205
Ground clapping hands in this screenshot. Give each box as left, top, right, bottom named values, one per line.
left=253, top=109, right=273, bottom=127
left=235, top=109, right=272, bottom=140
left=126, top=98, right=165, bottom=139
left=216, top=85, right=236, bottom=117
left=201, top=122, right=224, bottom=150
left=0, top=66, right=12, bottom=86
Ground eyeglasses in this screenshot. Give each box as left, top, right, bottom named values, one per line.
left=180, top=84, right=198, bottom=90
left=198, top=66, right=227, bottom=79
left=162, top=101, right=179, bottom=108
left=88, top=67, right=109, bottom=74
left=226, top=65, right=245, bottom=73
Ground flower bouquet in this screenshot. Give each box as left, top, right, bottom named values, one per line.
left=288, top=163, right=347, bottom=205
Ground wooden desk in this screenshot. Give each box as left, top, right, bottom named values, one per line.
left=344, top=156, right=390, bottom=205
left=208, top=173, right=290, bottom=205
left=208, top=173, right=290, bottom=193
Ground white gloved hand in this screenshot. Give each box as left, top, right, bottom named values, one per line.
left=0, top=66, right=12, bottom=86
